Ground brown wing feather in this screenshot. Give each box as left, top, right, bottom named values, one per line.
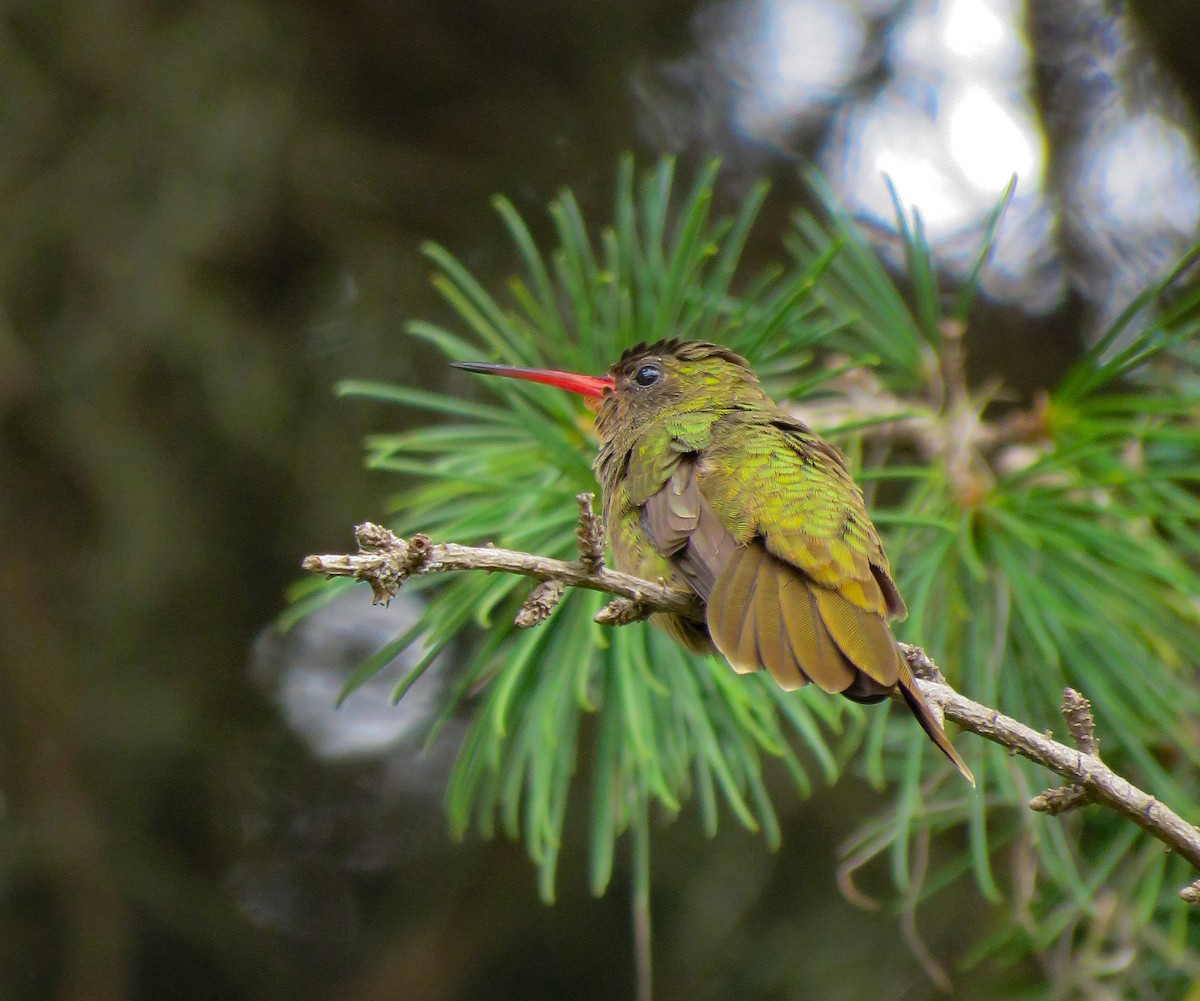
left=642, top=458, right=732, bottom=599
left=680, top=501, right=733, bottom=598
left=640, top=461, right=698, bottom=556
left=707, top=544, right=763, bottom=674
left=873, top=564, right=907, bottom=620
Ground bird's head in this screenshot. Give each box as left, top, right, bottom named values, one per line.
left=453, top=339, right=764, bottom=445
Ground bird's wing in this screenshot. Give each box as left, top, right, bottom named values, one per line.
left=702, top=413, right=905, bottom=618
left=640, top=455, right=734, bottom=599
left=688, top=413, right=903, bottom=689
left=639, top=452, right=881, bottom=695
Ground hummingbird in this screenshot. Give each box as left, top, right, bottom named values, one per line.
left=453, top=339, right=973, bottom=784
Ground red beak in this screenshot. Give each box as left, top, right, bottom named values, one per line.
left=451, top=361, right=613, bottom=399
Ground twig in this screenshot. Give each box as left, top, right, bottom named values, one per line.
left=909, top=665, right=1200, bottom=893
left=1029, top=785, right=1092, bottom=815
left=788, top=366, right=1048, bottom=457
left=301, top=520, right=702, bottom=620
left=515, top=580, right=566, bottom=628
left=305, top=529, right=1200, bottom=901
left=1061, top=687, right=1099, bottom=755
left=1027, top=688, right=1098, bottom=815
left=788, top=359, right=1050, bottom=501
left=936, top=319, right=991, bottom=506
left=595, top=598, right=654, bottom=625
left=575, top=492, right=605, bottom=571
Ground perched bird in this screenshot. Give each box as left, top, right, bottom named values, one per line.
left=454, top=339, right=973, bottom=784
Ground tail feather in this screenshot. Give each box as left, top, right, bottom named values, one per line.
left=700, top=540, right=974, bottom=786
left=897, top=674, right=975, bottom=786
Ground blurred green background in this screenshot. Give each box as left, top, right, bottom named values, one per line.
left=3, top=1, right=1199, bottom=999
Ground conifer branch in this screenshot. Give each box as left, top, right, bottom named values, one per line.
left=788, top=363, right=1050, bottom=465
left=304, top=518, right=1200, bottom=902
left=301, top=518, right=701, bottom=619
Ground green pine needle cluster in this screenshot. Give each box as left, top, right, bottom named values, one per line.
left=299, top=156, right=1200, bottom=992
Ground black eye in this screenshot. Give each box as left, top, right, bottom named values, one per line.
left=633, top=364, right=661, bottom=387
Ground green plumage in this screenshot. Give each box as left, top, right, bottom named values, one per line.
left=594, top=340, right=973, bottom=784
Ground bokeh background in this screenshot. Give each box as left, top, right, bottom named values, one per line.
left=3, top=1, right=1199, bottom=999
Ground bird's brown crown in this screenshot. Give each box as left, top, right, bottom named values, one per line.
left=609, top=339, right=753, bottom=381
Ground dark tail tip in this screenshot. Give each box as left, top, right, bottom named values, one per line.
left=899, top=681, right=976, bottom=786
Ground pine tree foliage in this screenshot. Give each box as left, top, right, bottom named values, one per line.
left=297, top=157, right=1200, bottom=994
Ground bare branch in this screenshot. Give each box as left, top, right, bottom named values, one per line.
left=305, top=528, right=1200, bottom=900
left=789, top=367, right=1047, bottom=456
left=911, top=670, right=1200, bottom=890
left=302, top=523, right=702, bottom=618
left=788, top=360, right=1051, bottom=503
